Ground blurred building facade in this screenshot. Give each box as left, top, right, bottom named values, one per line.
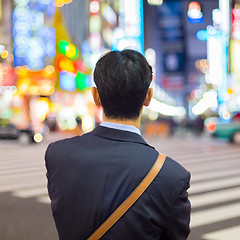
left=0, top=0, right=15, bottom=120
left=0, top=0, right=240, bottom=138
left=145, top=0, right=240, bottom=122
left=144, top=0, right=218, bottom=105
left=0, top=0, right=12, bottom=52
left=60, top=0, right=89, bottom=49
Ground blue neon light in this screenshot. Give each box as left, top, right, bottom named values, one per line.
left=13, top=0, right=56, bottom=69
left=188, top=16, right=204, bottom=24
left=196, top=30, right=208, bottom=41
left=59, top=72, right=76, bottom=92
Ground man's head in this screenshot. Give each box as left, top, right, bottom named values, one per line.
left=92, top=49, right=153, bottom=120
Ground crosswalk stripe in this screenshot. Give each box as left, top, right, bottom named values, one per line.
left=13, top=187, right=48, bottom=198
left=0, top=175, right=46, bottom=184
left=191, top=167, right=240, bottom=182
left=38, top=196, right=51, bottom=204
left=164, top=147, right=239, bottom=157
left=186, top=159, right=240, bottom=173
left=0, top=166, right=45, bottom=175
left=0, top=163, right=44, bottom=170
left=178, top=153, right=240, bottom=164
left=0, top=180, right=47, bottom=192
left=190, top=203, right=240, bottom=228
left=176, top=149, right=240, bottom=160
left=0, top=171, right=45, bottom=180
left=0, top=152, right=44, bottom=158
left=0, top=153, right=44, bottom=157
left=0, top=154, right=44, bottom=159
left=190, top=187, right=240, bottom=208
left=0, top=159, right=43, bottom=165
left=202, top=226, right=240, bottom=240
left=189, top=176, right=240, bottom=195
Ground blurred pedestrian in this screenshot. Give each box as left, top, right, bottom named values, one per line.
left=194, top=115, right=204, bottom=135
left=75, top=116, right=83, bottom=135
left=45, top=50, right=191, bottom=240
left=168, top=116, right=177, bottom=136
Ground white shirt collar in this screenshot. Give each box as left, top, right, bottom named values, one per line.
left=100, top=121, right=141, bottom=135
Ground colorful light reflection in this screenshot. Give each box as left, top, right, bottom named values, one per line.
left=13, top=0, right=56, bottom=69
left=59, top=71, right=76, bottom=92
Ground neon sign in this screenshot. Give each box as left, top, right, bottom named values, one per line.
left=56, top=55, right=78, bottom=74
left=89, top=0, right=100, bottom=15
left=58, top=40, right=79, bottom=60
left=13, top=0, right=56, bottom=69
left=59, top=71, right=76, bottom=92
left=187, top=1, right=204, bottom=23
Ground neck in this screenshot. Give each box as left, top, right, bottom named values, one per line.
left=102, top=114, right=141, bottom=130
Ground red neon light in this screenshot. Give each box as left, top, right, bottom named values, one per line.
left=207, top=121, right=216, bottom=132
left=56, top=55, right=77, bottom=74
left=188, top=2, right=201, bottom=10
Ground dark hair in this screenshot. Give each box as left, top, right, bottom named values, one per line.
left=93, top=49, right=153, bottom=120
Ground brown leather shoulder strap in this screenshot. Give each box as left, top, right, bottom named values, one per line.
left=87, top=153, right=166, bottom=240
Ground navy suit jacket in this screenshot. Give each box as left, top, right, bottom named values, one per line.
left=45, top=126, right=191, bottom=240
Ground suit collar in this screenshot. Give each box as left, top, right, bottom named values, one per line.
left=91, top=126, right=154, bottom=149
left=100, top=121, right=141, bottom=135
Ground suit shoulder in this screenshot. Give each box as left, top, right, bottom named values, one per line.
left=48, top=132, right=93, bottom=146
left=45, top=132, right=94, bottom=154
left=45, top=136, right=78, bottom=154
left=164, top=156, right=190, bottom=181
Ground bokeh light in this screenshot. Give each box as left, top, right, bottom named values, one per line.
left=1, top=50, right=8, bottom=59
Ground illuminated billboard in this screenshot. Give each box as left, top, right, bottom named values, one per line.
left=13, top=0, right=56, bottom=70
left=112, top=0, right=144, bottom=54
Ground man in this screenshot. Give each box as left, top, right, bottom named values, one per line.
left=45, top=49, right=191, bottom=240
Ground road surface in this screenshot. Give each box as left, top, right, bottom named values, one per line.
left=0, top=133, right=239, bottom=240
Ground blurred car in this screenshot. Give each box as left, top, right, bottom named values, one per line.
left=0, top=118, right=44, bottom=144
left=204, top=112, right=240, bottom=143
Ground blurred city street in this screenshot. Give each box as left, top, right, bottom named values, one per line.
left=0, top=132, right=240, bottom=240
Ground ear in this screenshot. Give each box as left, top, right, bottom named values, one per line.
left=143, top=88, right=153, bottom=107
left=91, top=87, right=102, bottom=107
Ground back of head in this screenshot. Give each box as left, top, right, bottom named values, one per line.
left=93, top=49, right=153, bottom=120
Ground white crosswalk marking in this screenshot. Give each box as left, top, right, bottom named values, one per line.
left=0, top=171, right=45, bottom=180
left=1, top=135, right=240, bottom=240
left=202, top=226, right=240, bottom=240
left=189, top=176, right=240, bottom=194
left=13, top=187, right=48, bottom=198
left=0, top=162, right=43, bottom=170
left=0, top=166, right=44, bottom=175
left=0, top=143, right=48, bottom=205
left=38, top=196, right=51, bottom=204
left=190, top=187, right=240, bottom=208
left=0, top=181, right=47, bottom=192
left=191, top=167, right=240, bottom=182
left=190, top=203, right=240, bottom=228
left=186, top=159, right=240, bottom=173
left=177, top=149, right=240, bottom=161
